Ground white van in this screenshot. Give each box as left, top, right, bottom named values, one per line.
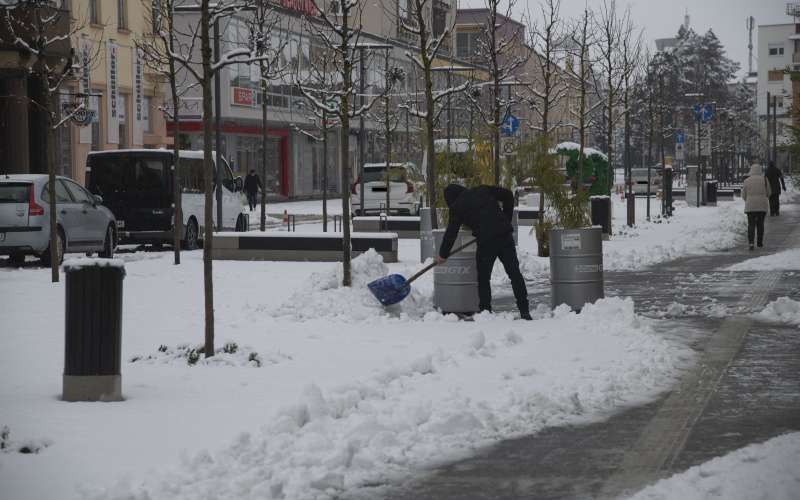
left=86, top=149, right=246, bottom=248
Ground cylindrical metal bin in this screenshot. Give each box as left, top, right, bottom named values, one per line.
left=549, top=227, right=604, bottom=311
left=419, top=207, right=436, bottom=263
left=63, top=260, right=125, bottom=402
left=433, top=229, right=479, bottom=314
left=705, top=180, right=718, bottom=206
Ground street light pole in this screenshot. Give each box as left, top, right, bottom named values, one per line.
left=213, top=17, right=223, bottom=231
left=358, top=47, right=366, bottom=216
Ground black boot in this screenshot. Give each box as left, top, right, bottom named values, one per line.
left=518, top=301, right=532, bottom=321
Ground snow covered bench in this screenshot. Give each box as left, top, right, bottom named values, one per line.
left=211, top=232, right=398, bottom=263
left=514, top=206, right=540, bottom=226
left=352, top=216, right=420, bottom=239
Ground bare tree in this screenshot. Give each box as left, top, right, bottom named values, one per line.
left=0, top=1, right=96, bottom=282
left=168, top=0, right=275, bottom=356
left=293, top=45, right=340, bottom=232
left=567, top=7, right=601, bottom=184
left=466, top=0, right=528, bottom=186
left=298, top=0, right=386, bottom=286
left=247, top=1, right=290, bottom=232
left=138, top=0, right=196, bottom=265
left=399, top=0, right=468, bottom=227
left=525, top=0, right=567, bottom=140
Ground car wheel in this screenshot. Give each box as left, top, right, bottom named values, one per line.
left=182, top=218, right=199, bottom=250
left=41, top=227, right=65, bottom=266
left=8, top=253, right=25, bottom=266
left=99, top=225, right=115, bottom=258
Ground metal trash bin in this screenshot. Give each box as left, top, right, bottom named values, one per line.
left=590, top=196, right=611, bottom=239
left=705, top=180, right=718, bottom=207
left=433, top=229, right=479, bottom=314
left=549, top=227, right=604, bottom=311
left=419, top=207, right=436, bottom=263
left=63, top=259, right=125, bottom=402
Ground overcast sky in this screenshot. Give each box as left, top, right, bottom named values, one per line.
left=462, top=0, right=789, bottom=79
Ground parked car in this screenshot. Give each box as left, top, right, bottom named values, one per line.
left=0, top=174, right=117, bottom=265
left=630, top=167, right=663, bottom=194
left=86, top=149, right=246, bottom=248
left=350, top=163, right=420, bottom=216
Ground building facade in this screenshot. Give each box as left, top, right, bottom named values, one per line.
left=756, top=22, right=795, bottom=169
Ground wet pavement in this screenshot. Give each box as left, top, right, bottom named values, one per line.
left=349, top=202, right=800, bottom=500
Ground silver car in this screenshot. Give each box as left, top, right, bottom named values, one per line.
left=0, top=174, right=117, bottom=265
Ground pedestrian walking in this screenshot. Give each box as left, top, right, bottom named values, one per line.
left=765, top=161, right=787, bottom=216
left=437, top=184, right=532, bottom=320
left=742, top=164, right=772, bottom=251
left=243, top=169, right=262, bottom=212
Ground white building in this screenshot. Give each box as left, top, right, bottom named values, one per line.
left=756, top=22, right=796, bottom=168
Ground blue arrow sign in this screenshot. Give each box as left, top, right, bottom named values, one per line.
left=501, top=114, right=519, bottom=137
left=701, top=104, right=713, bottom=123
left=675, top=130, right=685, bottom=144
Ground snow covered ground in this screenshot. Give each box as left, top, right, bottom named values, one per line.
left=622, top=432, right=800, bottom=500
left=724, top=248, right=800, bottom=271
left=0, top=194, right=755, bottom=500
left=755, top=297, right=800, bottom=326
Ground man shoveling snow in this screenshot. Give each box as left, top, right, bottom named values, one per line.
left=437, top=184, right=532, bottom=320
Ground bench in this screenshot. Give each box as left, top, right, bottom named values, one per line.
left=212, top=232, right=398, bottom=262
left=352, top=216, right=420, bottom=239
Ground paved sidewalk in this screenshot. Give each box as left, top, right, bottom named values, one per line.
left=349, top=202, right=800, bottom=500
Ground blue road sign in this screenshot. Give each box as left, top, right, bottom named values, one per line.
left=501, top=114, right=519, bottom=137
left=675, top=130, right=685, bottom=144
left=701, top=104, right=713, bottom=123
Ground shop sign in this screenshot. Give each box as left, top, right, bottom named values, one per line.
left=232, top=87, right=256, bottom=107
left=279, top=0, right=318, bottom=16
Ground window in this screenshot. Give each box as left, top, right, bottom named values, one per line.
left=118, top=94, right=128, bottom=148
left=456, top=31, right=481, bottom=60
left=398, top=0, right=408, bottom=19
left=90, top=92, right=101, bottom=150
left=768, top=43, right=784, bottom=56
left=117, top=0, right=127, bottom=30
left=42, top=181, right=74, bottom=204
left=179, top=158, right=205, bottom=193
left=143, top=96, right=151, bottom=132
left=89, top=0, right=99, bottom=24
left=768, top=70, right=784, bottom=82
left=63, top=180, right=94, bottom=204
left=151, top=0, right=162, bottom=33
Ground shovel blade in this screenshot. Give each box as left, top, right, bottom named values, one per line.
left=368, top=273, right=411, bottom=306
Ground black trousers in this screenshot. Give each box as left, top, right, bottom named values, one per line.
left=246, top=192, right=258, bottom=211
left=476, top=235, right=529, bottom=312
left=746, top=212, right=766, bottom=246
left=769, top=194, right=780, bottom=216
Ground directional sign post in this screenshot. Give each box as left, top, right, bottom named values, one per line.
left=675, top=130, right=685, bottom=161
left=699, top=123, right=711, bottom=157
left=500, top=114, right=519, bottom=137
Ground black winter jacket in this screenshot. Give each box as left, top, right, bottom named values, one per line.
left=439, top=184, right=515, bottom=258
left=765, top=165, right=787, bottom=195
left=243, top=174, right=262, bottom=195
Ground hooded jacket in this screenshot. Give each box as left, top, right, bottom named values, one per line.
left=439, top=184, right=515, bottom=258
left=742, top=164, right=771, bottom=213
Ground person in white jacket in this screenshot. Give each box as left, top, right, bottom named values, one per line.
left=741, top=164, right=772, bottom=250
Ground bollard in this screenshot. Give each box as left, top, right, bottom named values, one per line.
left=286, top=214, right=296, bottom=232
left=590, top=196, right=612, bottom=239
left=63, top=259, right=125, bottom=402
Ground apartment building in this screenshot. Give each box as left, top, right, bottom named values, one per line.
left=67, top=0, right=170, bottom=185
left=756, top=22, right=794, bottom=169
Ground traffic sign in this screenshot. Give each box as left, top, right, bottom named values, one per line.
left=675, top=142, right=685, bottom=161
left=501, top=137, right=517, bottom=156
left=692, top=104, right=713, bottom=123
left=501, top=114, right=519, bottom=137
left=675, top=130, right=685, bottom=144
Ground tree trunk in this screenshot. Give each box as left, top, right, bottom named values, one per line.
left=322, top=113, right=328, bottom=232
left=385, top=98, right=391, bottom=214
left=260, top=66, right=268, bottom=232
left=340, top=111, right=351, bottom=286
left=201, top=0, right=215, bottom=357
left=170, top=59, right=182, bottom=265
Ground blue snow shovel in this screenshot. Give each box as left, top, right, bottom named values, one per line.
left=368, top=238, right=477, bottom=306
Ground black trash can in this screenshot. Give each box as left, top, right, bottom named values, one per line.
left=705, top=180, right=718, bottom=207
left=63, top=260, right=125, bottom=402
left=590, top=196, right=612, bottom=239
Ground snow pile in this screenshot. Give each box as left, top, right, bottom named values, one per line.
left=266, top=249, right=433, bottom=322
left=62, top=257, right=125, bottom=271
left=128, top=342, right=287, bottom=368
left=754, top=297, right=800, bottom=326
left=623, top=432, right=800, bottom=500
left=603, top=203, right=745, bottom=271
left=0, top=426, right=51, bottom=456
left=651, top=300, right=735, bottom=320
left=88, top=298, right=690, bottom=500
left=724, top=248, right=800, bottom=271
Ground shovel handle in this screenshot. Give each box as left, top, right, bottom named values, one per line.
left=405, top=238, right=477, bottom=286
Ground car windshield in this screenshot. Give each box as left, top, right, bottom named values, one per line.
left=89, top=155, right=169, bottom=197
left=0, top=183, right=29, bottom=203
left=363, top=167, right=406, bottom=183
